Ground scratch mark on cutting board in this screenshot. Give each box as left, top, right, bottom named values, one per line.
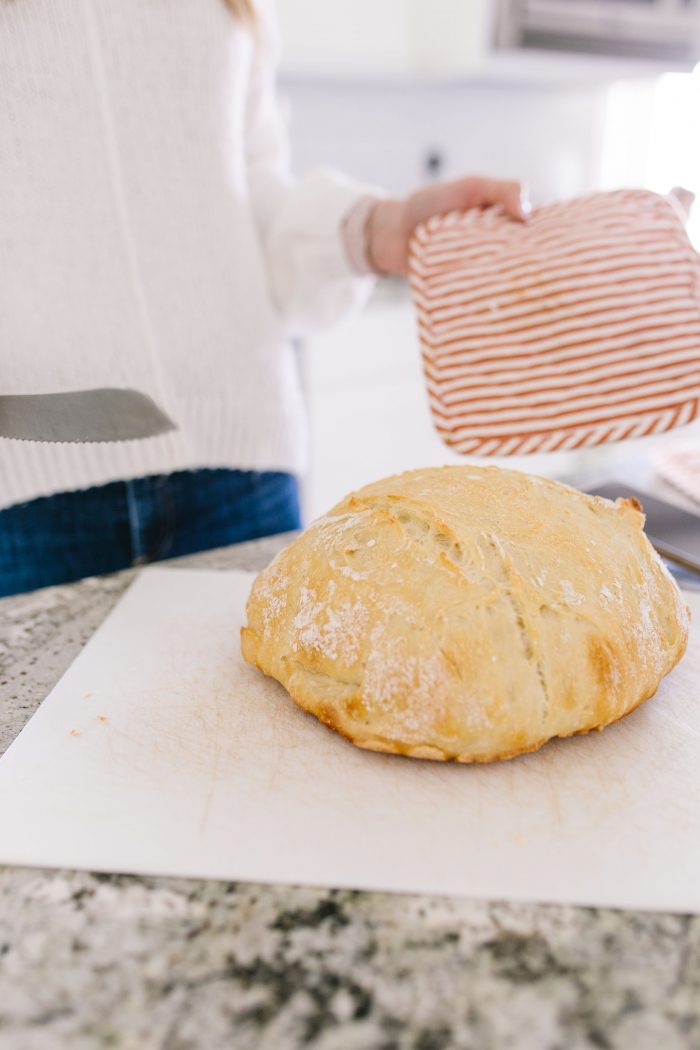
left=541, top=750, right=563, bottom=825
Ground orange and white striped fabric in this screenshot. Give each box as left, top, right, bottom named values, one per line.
left=409, top=189, right=700, bottom=456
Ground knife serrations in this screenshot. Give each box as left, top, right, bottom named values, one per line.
left=0, top=389, right=176, bottom=443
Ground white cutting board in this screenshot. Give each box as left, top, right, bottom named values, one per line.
left=1, top=567, right=699, bottom=913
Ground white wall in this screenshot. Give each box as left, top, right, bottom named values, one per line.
left=601, top=70, right=700, bottom=247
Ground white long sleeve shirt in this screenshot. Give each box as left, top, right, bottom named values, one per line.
left=0, top=0, right=375, bottom=508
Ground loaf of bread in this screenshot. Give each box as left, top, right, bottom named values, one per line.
left=241, top=466, right=689, bottom=762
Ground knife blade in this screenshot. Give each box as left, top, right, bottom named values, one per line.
left=0, top=389, right=176, bottom=443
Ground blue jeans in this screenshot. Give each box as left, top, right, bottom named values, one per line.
left=0, top=469, right=300, bottom=597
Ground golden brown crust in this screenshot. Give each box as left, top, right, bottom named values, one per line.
left=241, top=466, right=689, bottom=763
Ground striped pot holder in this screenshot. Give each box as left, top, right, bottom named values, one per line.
left=409, top=189, right=700, bottom=456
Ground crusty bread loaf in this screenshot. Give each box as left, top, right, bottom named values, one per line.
left=241, top=466, right=689, bottom=762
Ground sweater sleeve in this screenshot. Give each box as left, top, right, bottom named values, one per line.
left=244, top=4, right=380, bottom=337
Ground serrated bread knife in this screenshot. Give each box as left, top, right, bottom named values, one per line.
left=0, top=389, right=176, bottom=443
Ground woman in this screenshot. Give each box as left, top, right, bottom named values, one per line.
left=0, top=0, right=528, bottom=597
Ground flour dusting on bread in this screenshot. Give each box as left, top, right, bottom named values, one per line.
left=241, top=465, right=689, bottom=763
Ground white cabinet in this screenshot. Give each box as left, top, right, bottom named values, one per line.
left=275, top=0, right=493, bottom=80
left=275, top=0, right=697, bottom=84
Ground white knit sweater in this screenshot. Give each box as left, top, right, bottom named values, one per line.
left=0, top=0, right=375, bottom=509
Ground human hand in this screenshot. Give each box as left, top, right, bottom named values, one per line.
left=367, top=176, right=530, bottom=277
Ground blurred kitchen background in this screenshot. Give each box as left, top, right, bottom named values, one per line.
left=273, top=0, right=700, bottom=519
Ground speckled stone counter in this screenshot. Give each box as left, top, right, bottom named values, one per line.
left=1, top=537, right=699, bottom=1050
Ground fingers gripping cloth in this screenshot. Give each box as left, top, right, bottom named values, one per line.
left=408, top=189, right=700, bottom=456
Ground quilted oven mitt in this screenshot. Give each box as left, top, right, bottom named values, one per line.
left=408, top=189, right=700, bottom=456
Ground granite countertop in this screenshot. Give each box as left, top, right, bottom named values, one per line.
left=1, top=537, right=699, bottom=1050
